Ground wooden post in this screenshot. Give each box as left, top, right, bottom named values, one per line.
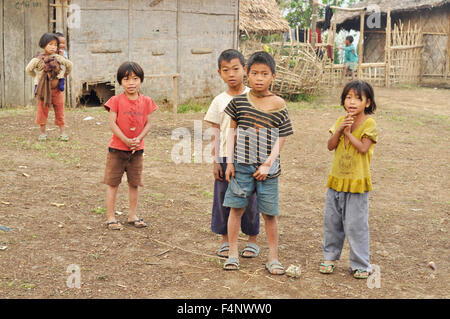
left=385, top=8, right=391, bottom=87
left=357, top=10, right=365, bottom=79
left=173, top=75, right=178, bottom=114
left=446, top=16, right=450, bottom=81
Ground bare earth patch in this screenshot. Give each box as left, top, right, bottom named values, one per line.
left=0, top=86, right=448, bottom=298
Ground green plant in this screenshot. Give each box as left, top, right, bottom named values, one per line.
left=91, top=207, right=106, bottom=215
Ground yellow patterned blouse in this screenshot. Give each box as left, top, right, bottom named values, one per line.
left=327, top=116, right=378, bottom=193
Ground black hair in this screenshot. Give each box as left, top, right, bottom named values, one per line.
left=247, top=51, right=276, bottom=74
left=38, top=32, right=60, bottom=50
left=218, top=49, right=245, bottom=69
left=54, top=32, right=65, bottom=38
left=117, top=61, right=144, bottom=84
left=346, top=35, right=354, bottom=43
left=341, top=80, right=376, bottom=114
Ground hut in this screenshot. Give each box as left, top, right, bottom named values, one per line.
left=239, top=0, right=290, bottom=36
left=0, top=0, right=240, bottom=109
left=330, top=0, right=450, bottom=86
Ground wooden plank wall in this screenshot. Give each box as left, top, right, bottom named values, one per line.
left=1, top=0, right=49, bottom=107
left=3, top=1, right=25, bottom=107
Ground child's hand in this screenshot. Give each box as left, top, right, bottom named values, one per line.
left=213, top=162, right=223, bottom=181
left=225, top=163, right=235, bottom=182
left=130, top=137, right=141, bottom=150
left=339, top=114, right=354, bottom=134
left=124, top=138, right=135, bottom=149
left=253, top=162, right=270, bottom=181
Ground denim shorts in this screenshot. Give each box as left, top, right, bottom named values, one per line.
left=223, top=162, right=279, bottom=216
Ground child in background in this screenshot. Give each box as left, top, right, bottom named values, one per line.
left=103, top=62, right=158, bottom=230
left=204, top=49, right=260, bottom=259
left=223, top=51, right=294, bottom=275
left=55, top=32, right=68, bottom=92
left=26, top=32, right=73, bottom=141
left=320, top=80, right=377, bottom=279
left=340, top=35, right=358, bottom=84
left=55, top=32, right=68, bottom=59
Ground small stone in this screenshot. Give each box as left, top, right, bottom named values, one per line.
left=0, top=246, right=7, bottom=251
left=428, top=261, right=437, bottom=271
left=376, top=250, right=389, bottom=257
left=286, top=265, right=301, bottom=278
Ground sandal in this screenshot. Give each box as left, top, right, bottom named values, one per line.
left=106, top=220, right=123, bottom=230
left=127, top=218, right=147, bottom=228
left=240, top=242, right=259, bottom=258
left=353, top=269, right=370, bottom=279
left=38, top=134, right=47, bottom=141
left=265, top=260, right=285, bottom=275
left=223, top=257, right=239, bottom=271
left=319, top=263, right=336, bottom=274
left=59, top=134, right=69, bottom=141
left=217, top=242, right=230, bottom=258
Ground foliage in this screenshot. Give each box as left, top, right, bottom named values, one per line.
left=281, top=0, right=359, bottom=28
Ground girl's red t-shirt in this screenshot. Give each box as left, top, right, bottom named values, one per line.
left=104, top=93, right=158, bottom=151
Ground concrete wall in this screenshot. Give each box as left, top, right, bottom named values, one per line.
left=68, top=0, right=239, bottom=106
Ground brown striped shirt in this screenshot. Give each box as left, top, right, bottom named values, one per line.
left=224, top=92, right=294, bottom=178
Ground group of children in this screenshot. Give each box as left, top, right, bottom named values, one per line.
left=26, top=33, right=378, bottom=280
left=204, top=49, right=377, bottom=278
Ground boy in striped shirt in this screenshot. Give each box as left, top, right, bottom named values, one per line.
left=223, top=51, right=294, bottom=275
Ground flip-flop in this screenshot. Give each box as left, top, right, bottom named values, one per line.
left=217, top=242, right=230, bottom=258
left=106, top=220, right=123, bottom=230
left=59, top=134, right=69, bottom=141
left=38, top=134, right=47, bottom=141
left=319, top=263, right=336, bottom=274
left=265, top=260, right=285, bottom=275
left=223, top=257, right=239, bottom=271
left=240, top=242, right=259, bottom=258
left=127, top=218, right=147, bottom=228
left=353, top=269, right=370, bottom=279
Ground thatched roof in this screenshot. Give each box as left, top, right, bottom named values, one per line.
left=239, top=0, right=290, bottom=35
left=331, top=0, right=449, bottom=30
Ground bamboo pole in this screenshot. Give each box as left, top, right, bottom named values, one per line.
left=385, top=8, right=391, bottom=87
left=447, top=16, right=450, bottom=81
left=173, top=76, right=178, bottom=114
left=357, top=10, right=365, bottom=79
left=311, top=0, right=318, bottom=49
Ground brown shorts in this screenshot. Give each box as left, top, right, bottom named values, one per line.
left=103, top=148, right=144, bottom=187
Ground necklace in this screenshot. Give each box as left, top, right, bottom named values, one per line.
left=250, top=89, right=274, bottom=98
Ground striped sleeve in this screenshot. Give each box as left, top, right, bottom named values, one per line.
left=278, top=109, right=294, bottom=137
left=224, top=98, right=238, bottom=122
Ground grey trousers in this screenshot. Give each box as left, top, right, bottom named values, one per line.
left=322, top=188, right=372, bottom=272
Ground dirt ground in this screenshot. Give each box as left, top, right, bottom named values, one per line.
left=0, top=86, right=448, bottom=299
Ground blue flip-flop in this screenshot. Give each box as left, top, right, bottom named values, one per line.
left=217, top=242, right=230, bottom=258
left=240, top=242, right=260, bottom=258
left=223, top=257, right=239, bottom=271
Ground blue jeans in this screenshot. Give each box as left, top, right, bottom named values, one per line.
left=223, top=162, right=279, bottom=216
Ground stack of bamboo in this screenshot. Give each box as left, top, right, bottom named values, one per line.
left=241, top=39, right=325, bottom=97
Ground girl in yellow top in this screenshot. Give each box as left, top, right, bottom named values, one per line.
left=320, top=80, right=378, bottom=279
